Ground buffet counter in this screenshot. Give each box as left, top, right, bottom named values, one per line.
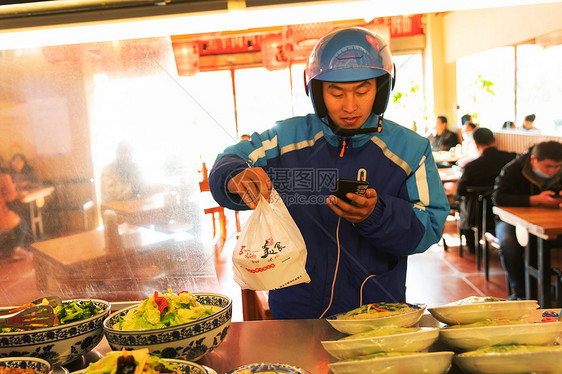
left=67, top=313, right=505, bottom=374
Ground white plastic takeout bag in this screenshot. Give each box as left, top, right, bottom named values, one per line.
left=233, top=189, right=310, bottom=291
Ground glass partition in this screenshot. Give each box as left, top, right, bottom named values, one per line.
left=0, top=36, right=234, bottom=306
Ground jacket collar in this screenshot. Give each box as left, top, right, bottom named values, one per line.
left=321, top=114, right=381, bottom=147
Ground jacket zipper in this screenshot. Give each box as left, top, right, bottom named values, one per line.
left=339, top=136, right=351, bottom=158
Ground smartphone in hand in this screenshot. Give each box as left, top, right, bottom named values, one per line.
left=332, top=179, right=369, bottom=204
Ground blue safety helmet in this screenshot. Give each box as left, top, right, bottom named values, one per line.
left=305, top=27, right=395, bottom=119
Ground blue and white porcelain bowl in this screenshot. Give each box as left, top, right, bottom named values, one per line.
left=72, top=357, right=207, bottom=374
left=0, top=299, right=111, bottom=367
left=103, top=293, right=232, bottom=361
left=0, top=357, right=52, bottom=374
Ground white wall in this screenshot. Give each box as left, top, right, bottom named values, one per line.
left=443, top=2, right=562, bottom=62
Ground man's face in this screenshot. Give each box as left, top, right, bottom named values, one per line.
left=322, top=79, right=377, bottom=130
left=523, top=120, right=534, bottom=129
left=436, top=118, right=446, bottom=133
left=531, top=156, right=562, bottom=178
left=116, top=145, right=133, bottom=166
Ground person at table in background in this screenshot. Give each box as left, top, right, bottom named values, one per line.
left=0, top=168, right=30, bottom=261
left=457, top=122, right=479, bottom=168
left=208, top=27, right=449, bottom=319
left=457, top=128, right=516, bottom=254
left=240, top=134, right=251, bottom=141
left=7, top=153, right=38, bottom=244
left=521, top=113, right=540, bottom=133
left=428, top=115, right=459, bottom=152
left=9, top=153, right=39, bottom=190
left=492, top=140, right=562, bottom=300
left=501, top=121, right=516, bottom=130
left=101, top=141, right=144, bottom=203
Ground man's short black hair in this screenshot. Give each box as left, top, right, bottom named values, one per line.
left=525, top=114, right=536, bottom=122
left=437, top=116, right=447, bottom=124
left=502, top=121, right=515, bottom=129
left=532, top=141, right=562, bottom=162
left=473, top=127, right=495, bottom=146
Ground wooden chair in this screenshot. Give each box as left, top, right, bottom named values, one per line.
left=443, top=194, right=461, bottom=255
left=199, top=162, right=228, bottom=254
left=241, top=289, right=273, bottom=321
left=552, top=268, right=562, bottom=307
left=463, top=186, right=494, bottom=270
left=481, top=190, right=500, bottom=281
left=45, top=178, right=96, bottom=234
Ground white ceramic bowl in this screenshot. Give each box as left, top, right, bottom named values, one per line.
left=0, top=357, right=52, bottom=374
left=454, top=345, right=562, bottom=374
left=322, top=327, right=439, bottom=360
left=103, top=293, right=232, bottom=361
left=440, top=321, right=562, bottom=351
left=0, top=299, right=111, bottom=366
left=329, top=351, right=454, bottom=374
left=428, top=300, right=538, bottom=325
left=326, top=303, right=426, bottom=335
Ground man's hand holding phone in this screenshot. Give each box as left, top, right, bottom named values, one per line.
left=327, top=179, right=377, bottom=223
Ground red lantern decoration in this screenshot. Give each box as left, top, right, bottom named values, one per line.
left=172, top=41, right=200, bottom=76
left=261, top=35, right=289, bottom=71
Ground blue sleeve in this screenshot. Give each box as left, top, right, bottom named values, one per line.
left=208, top=129, right=279, bottom=210
left=354, top=141, right=449, bottom=255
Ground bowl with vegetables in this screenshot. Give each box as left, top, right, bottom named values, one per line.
left=327, top=302, right=426, bottom=335
left=73, top=348, right=207, bottom=374
left=0, top=357, right=53, bottom=374
left=103, top=291, right=232, bottom=361
left=0, top=298, right=111, bottom=366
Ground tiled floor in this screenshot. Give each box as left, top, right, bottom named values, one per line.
left=3, top=213, right=558, bottom=322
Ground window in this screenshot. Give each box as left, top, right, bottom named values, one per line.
left=516, top=43, right=562, bottom=134
left=385, top=53, right=426, bottom=135
left=456, top=47, right=515, bottom=131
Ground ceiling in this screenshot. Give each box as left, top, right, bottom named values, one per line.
left=0, top=0, right=560, bottom=51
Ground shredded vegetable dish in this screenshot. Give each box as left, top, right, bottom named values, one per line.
left=446, top=296, right=506, bottom=306
left=459, top=344, right=562, bottom=355
left=0, top=369, right=37, bottom=374
left=340, top=303, right=415, bottom=320
left=340, top=327, right=420, bottom=340
left=116, top=290, right=218, bottom=331
left=84, top=349, right=177, bottom=374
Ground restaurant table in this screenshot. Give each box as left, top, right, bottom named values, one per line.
left=433, top=150, right=462, bottom=164
left=29, top=224, right=177, bottom=293
left=101, top=193, right=181, bottom=227
left=438, top=167, right=462, bottom=183
left=66, top=313, right=476, bottom=374
left=493, top=206, right=562, bottom=308
left=19, top=185, right=55, bottom=240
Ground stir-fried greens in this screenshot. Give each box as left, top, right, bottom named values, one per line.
left=1, top=298, right=103, bottom=332
left=55, top=300, right=103, bottom=324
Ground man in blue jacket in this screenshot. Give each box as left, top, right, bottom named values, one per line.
left=209, top=27, right=449, bottom=319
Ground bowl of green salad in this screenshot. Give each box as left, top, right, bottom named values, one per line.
left=0, top=298, right=111, bottom=366
left=103, top=291, right=231, bottom=362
